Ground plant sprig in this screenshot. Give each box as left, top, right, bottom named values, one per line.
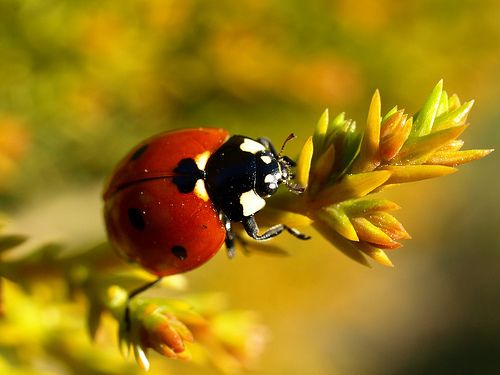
left=267, top=80, right=493, bottom=266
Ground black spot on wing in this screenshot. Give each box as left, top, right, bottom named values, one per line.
left=171, top=245, right=187, bottom=260
left=173, top=158, right=205, bottom=194
left=130, top=144, right=149, bottom=161
left=128, top=208, right=145, bottom=230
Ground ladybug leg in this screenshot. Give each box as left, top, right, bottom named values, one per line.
left=242, top=215, right=311, bottom=241
left=220, top=212, right=236, bottom=258
left=124, top=277, right=163, bottom=331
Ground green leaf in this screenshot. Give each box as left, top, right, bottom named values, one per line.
left=318, top=206, right=359, bottom=241
left=412, top=80, right=443, bottom=136
left=334, top=120, right=362, bottom=179
left=437, top=90, right=449, bottom=117
left=327, top=111, right=346, bottom=137
left=433, top=100, right=474, bottom=131
left=382, top=105, right=398, bottom=123
left=340, top=198, right=401, bottom=216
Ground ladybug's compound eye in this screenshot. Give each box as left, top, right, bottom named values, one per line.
left=255, top=151, right=282, bottom=198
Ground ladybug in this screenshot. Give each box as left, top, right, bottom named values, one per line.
left=103, top=128, right=310, bottom=277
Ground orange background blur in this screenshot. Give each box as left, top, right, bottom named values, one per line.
left=1, top=1, right=499, bottom=374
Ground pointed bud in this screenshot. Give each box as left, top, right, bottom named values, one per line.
left=350, top=217, right=401, bottom=248
left=365, top=212, right=411, bottom=240
left=447, top=93, right=461, bottom=111
left=380, top=110, right=405, bottom=139
left=382, top=105, right=398, bottom=122
left=380, top=114, right=412, bottom=161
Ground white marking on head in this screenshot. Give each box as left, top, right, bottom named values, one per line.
left=240, top=138, right=266, bottom=154
left=264, top=174, right=275, bottom=183
left=194, top=179, right=210, bottom=201
left=194, top=150, right=211, bottom=170
left=260, top=155, right=272, bottom=164
left=240, top=190, right=266, bottom=217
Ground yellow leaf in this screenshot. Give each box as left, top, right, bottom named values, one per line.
left=351, top=90, right=381, bottom=172
left=448, top=93, right=461, bottom=111
left=312, top=170, right=392, bottom=207
left=437, top=139, right=464, bottom=152
left=383, top=165, right=457, bottom=184
left=357, top=242, right=394, bottom=267
left=425, top=149, right=493, bottom=166
left=255, top=207, right=312, bottom=227
left=296, top=136, right=313, bottom=189
left=313, top=219, right=370, bottom=267
left=310, top=144, right=335, bottom=193
left=313, top=109, right=329, bottom=156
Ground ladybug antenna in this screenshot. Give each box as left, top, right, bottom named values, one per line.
left=278, top=133, right=296, bottom=158
left=277, top=133, right=305, bottom=195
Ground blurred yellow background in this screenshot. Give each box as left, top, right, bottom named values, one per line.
left=1, top=0, right=499, bottom=374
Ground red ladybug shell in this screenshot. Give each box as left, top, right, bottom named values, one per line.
left=103, top=128, right=229, bottom=276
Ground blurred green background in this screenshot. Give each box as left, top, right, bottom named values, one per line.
left=1, top=0, right=499, bottom=374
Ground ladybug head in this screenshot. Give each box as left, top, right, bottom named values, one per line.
left=255, top=134, right=304, bottom=198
